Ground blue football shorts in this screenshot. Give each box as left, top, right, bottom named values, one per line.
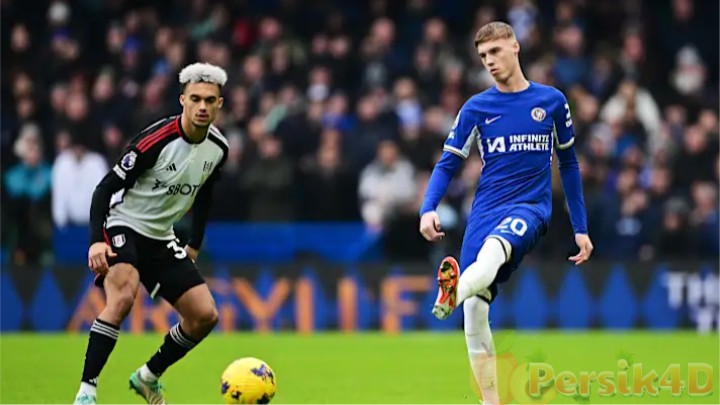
left=459, top=205, right=547, bottom=303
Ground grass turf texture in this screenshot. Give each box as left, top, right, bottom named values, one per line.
left=0, top=332, right=717, bottom=404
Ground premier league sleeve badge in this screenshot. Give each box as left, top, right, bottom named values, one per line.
left=120, top=151, right=138, bottom=171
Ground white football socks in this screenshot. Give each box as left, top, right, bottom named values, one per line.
left=464, top=297, right=499, bottom=405
left=139, top=364, right=159, bottom=382
left=77, top=382, right=97, bottom=398
left=456, top=237, right=509, bottom=304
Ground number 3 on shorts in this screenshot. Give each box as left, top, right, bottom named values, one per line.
left=167, top=239, right=188, bottom=259
left=496, top=217, right=528, bottom=236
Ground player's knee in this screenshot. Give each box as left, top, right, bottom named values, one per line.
left=194, top=305, right=219, bottom=331
left=104, top=288, right=135, bottom=323
left=103, top=263, right=139, bottom=322
left=464, top=296, right=490, bottom=319
left=463, top=297, right=490, bottom=336
left=204, top=306, right=220, bottom=327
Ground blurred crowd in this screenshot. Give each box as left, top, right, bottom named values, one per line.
left=2, top=0, right=718, bottom=265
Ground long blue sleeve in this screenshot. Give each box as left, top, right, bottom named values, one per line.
left=419, top=151, right=463, bottom=216
left=556, top=146, right=588, bottom=234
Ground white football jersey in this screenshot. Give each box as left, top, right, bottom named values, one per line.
left=104, top=116, right=228, bottom=241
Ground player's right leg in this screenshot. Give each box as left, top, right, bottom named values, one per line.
left=431, top=237, right=509, bottom=320
left=74, top=262, right=140, bottom=404
left=432, top=256, right=460, bottom=320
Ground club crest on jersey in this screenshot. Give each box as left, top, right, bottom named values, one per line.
left=531, top=107, right=546, bottom=122
left=120, top=151, right=137, bottom=170
left=112, top=234, right=126, bottom=248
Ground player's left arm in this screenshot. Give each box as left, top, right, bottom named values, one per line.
left=552, top=92, right=593, bottom=265
left=186, top=157, right=225, bottom=261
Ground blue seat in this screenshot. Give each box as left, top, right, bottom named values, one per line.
left=53, top=226, right=89, bottom=264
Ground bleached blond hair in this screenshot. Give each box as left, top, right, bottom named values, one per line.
left=178, top=62, right=228, bottom=89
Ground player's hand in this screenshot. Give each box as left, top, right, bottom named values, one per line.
left=420, top=211, right=445, bottom=242
left=569, top=234, right=593, bottom=265
left=88, top=242, right=117, bottom=275
left=185, top=245, right=199, bottom=262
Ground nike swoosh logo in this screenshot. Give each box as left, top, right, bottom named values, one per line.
left=485, top=116, right=502, bottom=124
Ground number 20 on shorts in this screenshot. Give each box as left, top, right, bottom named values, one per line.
left=496, top=217, right=528, bottom=236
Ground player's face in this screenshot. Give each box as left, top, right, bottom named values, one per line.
left=180, top=82, right=224, bottom=128
left=477, top=37, right=520, bottom=82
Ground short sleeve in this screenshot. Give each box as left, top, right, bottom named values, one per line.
left=443, top=102, right=479, bottom=159
left=111, top=144, right=160, bottom=186
left=111, top=120, right=179, bottom=185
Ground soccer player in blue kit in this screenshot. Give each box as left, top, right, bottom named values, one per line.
left=419, top=22, right=594, bottom=404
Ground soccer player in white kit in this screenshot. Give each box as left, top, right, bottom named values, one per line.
left=74, top=63, right=229, bottom=405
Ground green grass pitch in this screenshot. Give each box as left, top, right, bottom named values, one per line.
left=1, top=331, right=717, bottom=404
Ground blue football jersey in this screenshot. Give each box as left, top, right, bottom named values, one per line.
left=444, top=81, right=575, bottom=224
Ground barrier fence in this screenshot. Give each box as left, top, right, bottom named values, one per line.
left=2, top=260, right=717, bottom=333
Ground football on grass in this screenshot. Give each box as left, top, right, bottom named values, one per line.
left=221, top=357, right=277, bottom=404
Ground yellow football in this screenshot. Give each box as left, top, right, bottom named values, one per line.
left=221, top=357, right=277, bottom=404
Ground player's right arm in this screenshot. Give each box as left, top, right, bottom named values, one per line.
left=419, top=101, right=478, bottom=241
left=88, top=120, right=172, bottom=273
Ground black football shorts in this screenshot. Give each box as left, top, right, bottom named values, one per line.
left=94, top=225, right=206, bottom=305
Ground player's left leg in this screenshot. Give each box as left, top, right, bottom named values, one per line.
left=129, top=244, right=215, bottom=404
left=138, top=284, right=218, bottom=381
